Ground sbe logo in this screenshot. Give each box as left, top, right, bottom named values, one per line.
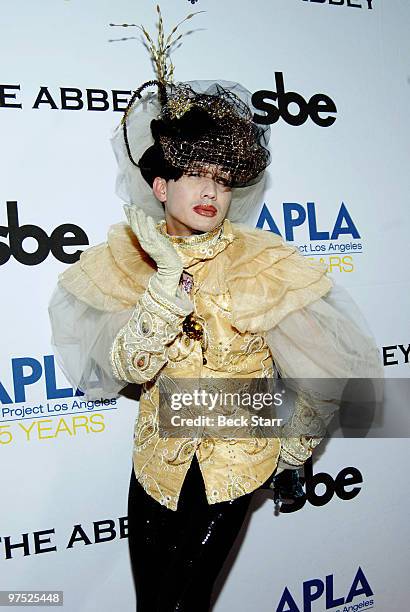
left=302, top=0, right=374, bottom=8
left=279, top=457, right=363, bottom=513
left=0, top=201, right=89, bottom=265
left=252, top=72, right=337, bottom=127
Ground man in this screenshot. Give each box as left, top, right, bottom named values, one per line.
left=49, top=79, right=381, bottom=611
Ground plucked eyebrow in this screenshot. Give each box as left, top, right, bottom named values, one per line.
left=186, top=166, right=232, bottom=184
left=215, top=175, right=232, bottom=186
left=216, top=171, right=231, bottom=181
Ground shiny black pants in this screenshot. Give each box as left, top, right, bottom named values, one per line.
left=127, top=455, right=259, bottom=611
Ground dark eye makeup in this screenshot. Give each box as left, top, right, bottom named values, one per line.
left=184, top=170, right=232, bottom=187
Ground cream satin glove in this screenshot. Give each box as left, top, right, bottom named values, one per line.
left=110, top=207, right=193, bottom=385
left=124, top=205, right=183, bottom=297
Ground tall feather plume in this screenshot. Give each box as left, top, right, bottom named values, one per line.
left=109, top=4, right=205, bottom=86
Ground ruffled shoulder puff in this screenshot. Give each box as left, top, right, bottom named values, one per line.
left=58, top=222, right=154, bottom=312
left=58, top=220, right=333, bottom=329
left=223, top=223, right=333, bottom=333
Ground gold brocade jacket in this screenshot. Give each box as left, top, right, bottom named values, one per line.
left=59, top=218, right=333, bottom=511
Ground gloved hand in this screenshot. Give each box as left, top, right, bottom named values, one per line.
left=269, top=468, right=305, bottom=505
left=124, top=206, right=183, bottom=297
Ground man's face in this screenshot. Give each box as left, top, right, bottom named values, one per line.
left=153, top=164, right=233, bottom=235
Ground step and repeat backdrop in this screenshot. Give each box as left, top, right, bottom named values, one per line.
left=1, top=1, right=409, bottom=610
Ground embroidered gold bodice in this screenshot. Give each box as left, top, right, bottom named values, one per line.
left=60, top=216, right=335, bottom=511
left=110, top=219, right=281, bottom=510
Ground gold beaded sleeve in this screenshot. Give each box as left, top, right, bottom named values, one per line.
left=110, top=276, right=193, bottom=385
left=277, top=392, right=336, bottom=469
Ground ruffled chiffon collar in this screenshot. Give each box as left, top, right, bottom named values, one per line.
left=156, top=218, right=235, bottom=268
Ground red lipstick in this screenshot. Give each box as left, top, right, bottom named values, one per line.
left=193, top=204, right=217, bottom=217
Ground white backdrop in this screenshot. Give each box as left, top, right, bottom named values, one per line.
left=1, top=1, right=409, bottom=610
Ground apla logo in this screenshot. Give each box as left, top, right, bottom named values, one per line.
left=256, top=202, right=364, bottom=271
left=256, top=202, right=360, bottom=242
left=0, top=354, right=108, bottom=405
left=276, top=566, right=374, bottom=612
left=0, top=355, right=118, bottom=440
